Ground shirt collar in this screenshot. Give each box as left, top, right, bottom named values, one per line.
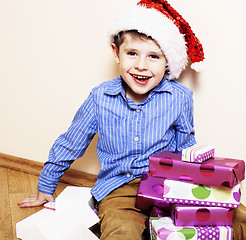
left=104, top=77, right=124, bottom=96
left=152, top=77, right=173, bottom=94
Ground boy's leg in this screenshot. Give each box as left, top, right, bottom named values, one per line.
left=233, top=203, right=246, bottom=240
left=97, top=178, right=148, bottom=240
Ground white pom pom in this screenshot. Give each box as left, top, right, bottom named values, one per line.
left=191, top=61, right=206, bottom=72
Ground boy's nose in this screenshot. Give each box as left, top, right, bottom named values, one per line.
left=134, top=57, right=148, bottom=71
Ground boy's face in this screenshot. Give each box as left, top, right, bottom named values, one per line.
left=111, top=34, right=167, bottom=103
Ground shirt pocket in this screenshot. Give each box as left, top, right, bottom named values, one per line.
left=98, top=114, right=128, bottom=154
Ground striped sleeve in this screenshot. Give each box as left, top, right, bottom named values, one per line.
left=175, top=90, right=196, bottom=151
left=37, top=92, right=98, bottom=195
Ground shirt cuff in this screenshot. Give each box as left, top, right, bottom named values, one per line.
left=37, top=171, right=60, bottom=195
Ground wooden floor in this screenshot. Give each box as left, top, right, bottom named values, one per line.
left=0, top=166, right=72, bottom=240
left=0, top=153, right=97, bottom=240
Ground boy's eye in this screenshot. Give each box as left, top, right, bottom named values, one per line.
left=127, top=51, right=137, bottom=56
left=150, top=54, right=159, bottom=59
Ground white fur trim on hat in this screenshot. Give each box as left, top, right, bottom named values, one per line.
left=191, top=60, right=206, bottom=72
left=108, top=6, right=188, bottom=79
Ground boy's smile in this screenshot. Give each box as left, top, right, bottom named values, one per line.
left=130, top=74, right=151, bottom=85
left=111, top=34, right=167, bottom=104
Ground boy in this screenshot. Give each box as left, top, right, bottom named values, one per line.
left=18, top=0, right=205, bottom=239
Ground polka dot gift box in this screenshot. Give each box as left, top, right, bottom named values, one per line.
left=149, top=216, right=232, bottom=240
left=162, top=179, right=241, bottom=208
left=149, top=151, right=245, bottom=189
left=170, top=204, right=234, bottom=227
left=136, top=150, right=244, bottom=237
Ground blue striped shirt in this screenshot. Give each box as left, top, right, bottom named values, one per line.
left=37, top=76, right=196, bottom=202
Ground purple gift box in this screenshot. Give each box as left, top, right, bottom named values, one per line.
left=146, top=206, right=170, bottom=232
left=149, top=151, right=245, bottom=188
left=150, top=217, right=233, bottom=240
left=135, top=172, right=170, bottom=211
left=170, top=204, right=234, bottom=226
left=150, top=206, right=170, bottom=218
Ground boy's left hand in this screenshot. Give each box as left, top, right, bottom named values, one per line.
left=17, top=191, right=54, bottom=208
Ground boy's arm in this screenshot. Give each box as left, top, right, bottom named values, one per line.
left=37, top=92, right=98, bottom=195
left=175, top=92, right=196, bottom=151
left=18, top=92, right=98, bottom=207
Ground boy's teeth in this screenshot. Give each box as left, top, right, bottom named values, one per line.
left=133, top=75, right=150, bottom=80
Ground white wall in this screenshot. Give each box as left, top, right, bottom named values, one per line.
left=1, top=0, right=246, bottom=203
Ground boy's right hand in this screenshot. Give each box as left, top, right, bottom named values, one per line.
left=17, top=191, right=54, bottom=208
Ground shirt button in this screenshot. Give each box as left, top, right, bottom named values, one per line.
left=134, top=136, right=139, bottom=142
left=136, top=109, right=141, bottom=112
left=127, top=173, right=131, bottom=178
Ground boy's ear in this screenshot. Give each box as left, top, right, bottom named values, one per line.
left=111, top=43, right=120, bottom=64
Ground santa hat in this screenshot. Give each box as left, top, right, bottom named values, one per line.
left=108, top=0, right=205, bottom=79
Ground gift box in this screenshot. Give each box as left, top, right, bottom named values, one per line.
left=150, top=217, right=233, bottom=240
left=170, top=204, right=234, bottom=226
left=149, top=151, right=245, bottom=188
left=146, top=206, right=170, bottom=232
left=135, top=172, right=170, bottom=211
left=163, top=179, right=241, bottom=208
left=150, top=206, right=170, bottom=218
left=182, top=144, right=215, bottom=163
left=16, top=187, right=99, bottom=240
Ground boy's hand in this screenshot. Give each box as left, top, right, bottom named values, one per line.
left=17, top=191, right=54, bottom=208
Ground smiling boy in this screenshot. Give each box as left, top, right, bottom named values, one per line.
left=18, top=1, right=205, bottom=239
left=111, top=31, right=167, bottom=104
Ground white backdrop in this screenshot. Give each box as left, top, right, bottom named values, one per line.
left=0, top=0, right=245, bottom=204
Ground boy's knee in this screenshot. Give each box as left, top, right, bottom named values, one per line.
left=233, top=204, right=246, bottom=240
left=234, top=204, right=246, bottom=223
left=100, top=219, right=144, bottom=240
left=99, top=206, right=146, bottom=240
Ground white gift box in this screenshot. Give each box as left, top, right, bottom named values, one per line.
left=16, top=186, right=99, bottom=240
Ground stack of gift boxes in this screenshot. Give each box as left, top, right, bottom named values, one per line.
left=135, top=144, right=245, bottom=240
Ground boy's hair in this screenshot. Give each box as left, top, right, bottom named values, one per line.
left=113, top=30, right=153, bottom=52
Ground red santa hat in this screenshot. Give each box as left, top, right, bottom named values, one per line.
left=108, top=0, right=205, bottom=80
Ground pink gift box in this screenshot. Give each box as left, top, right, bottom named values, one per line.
left=170, top=204, right=234, bottom=226
left=146, top=206, right=170, bottom=232
left=135, top=172, right=170, bottom=211
left=149, top=151, right=245, bottom=188
left=150, top=206, right=170, bottom=218
left=150, top=217, right=233, bottom=240
left=163, top=179, right=241, bottom=208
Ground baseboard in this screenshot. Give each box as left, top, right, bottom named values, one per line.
left=0, top=152, right=97, bottom=187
